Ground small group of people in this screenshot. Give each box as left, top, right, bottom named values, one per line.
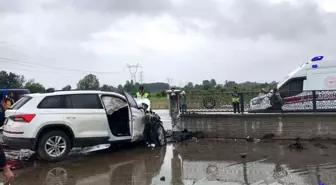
left=231, top=86, right=284, bottom=113
left=0, top=92, right=15, bottom=111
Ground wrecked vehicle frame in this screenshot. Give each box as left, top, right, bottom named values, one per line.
left=3, top=90, right=166, bottom=162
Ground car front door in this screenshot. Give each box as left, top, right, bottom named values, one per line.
left=123, top=91, right=145, bottom=141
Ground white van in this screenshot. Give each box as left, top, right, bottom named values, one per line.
left=249, top=56, right=336, bottom=112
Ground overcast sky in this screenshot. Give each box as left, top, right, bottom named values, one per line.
left=0, top=0, right=336, bottom=89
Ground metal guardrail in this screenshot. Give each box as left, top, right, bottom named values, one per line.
left=181, top=90, right=336, bottom=113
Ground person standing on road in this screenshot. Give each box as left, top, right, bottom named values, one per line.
left=270, top=88, right=283, bottom=112
left=231, top=87, right=240, bottom=113
left=0, top=146, right=14, bottom=184
left=180, top=91, right=187, bottom=114
left=136, top=86, right=149, bottom=99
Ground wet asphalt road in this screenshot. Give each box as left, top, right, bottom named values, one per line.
left=3, top=140, right=336, bottom=185
left=2, top=110, right=336, bottom=184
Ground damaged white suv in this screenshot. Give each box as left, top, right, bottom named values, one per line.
left=3, top=90, right=166, bottom=161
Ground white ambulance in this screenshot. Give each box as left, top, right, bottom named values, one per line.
left=249, top=56, right=336, bottom=112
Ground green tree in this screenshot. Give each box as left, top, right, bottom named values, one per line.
left=117, top=84, right=123, bottom=90
left=210, top=79, right=217, bottom=88
left=202, top=80, right=211, bottom=89
left=0, top=71, right=25, bottom=89
left=100, top=84, right=116, bottom=92
left=77, top=74, right=100, bottom=90
left=24, top=79, right=45, bottom=93
left=186, top=82, right=193, bottom=88
left=46, top=88, right=55, bottom=92
left=62, top=85, right=71, bottom=91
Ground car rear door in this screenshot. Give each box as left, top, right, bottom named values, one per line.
left=63, top=94, right=109, bottom=144
left=123, top=92, right=145, bottom=141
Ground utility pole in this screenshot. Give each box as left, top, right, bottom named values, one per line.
left=167, top=78, right=173, bottom=88
left=139, top=70, right=144, bottom=84
left=125, top=63, right=142, bottom=84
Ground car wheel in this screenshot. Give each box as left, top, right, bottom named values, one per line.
left=143, top=123, right=152, bottom=144
left=150, top=122, right=167, bottom=147
left=37, top=131, right=71, bottom=162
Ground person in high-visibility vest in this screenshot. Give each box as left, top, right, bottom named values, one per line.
left=231, top=87, right=240, bottom=113
left=136, top=85, right=149, bottom=99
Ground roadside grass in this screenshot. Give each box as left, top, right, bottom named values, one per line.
left=149, top=96, right=168, bottom=109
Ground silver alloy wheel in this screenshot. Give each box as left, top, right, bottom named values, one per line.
left=46, top=167, right=68, bottom=185
left=45, top=136, right=67, bottom=157
left=157, top=126, right=165, bottom=145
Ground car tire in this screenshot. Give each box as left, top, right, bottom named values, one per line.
left=143, top=123, right=152, bottom=144
left=150, top=122, right=167, bottom=147
left=37, top=131, right=71, bottom=162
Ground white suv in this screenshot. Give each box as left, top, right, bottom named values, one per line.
left=2, top=90, right=166, bottom=161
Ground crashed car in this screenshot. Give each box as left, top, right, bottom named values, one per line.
left=3, top=90, right=166, bottom=162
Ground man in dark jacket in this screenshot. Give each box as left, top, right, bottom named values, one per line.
left=0, top=146, right=14, bottom=184
left=270, top=88, right=283, bottom=112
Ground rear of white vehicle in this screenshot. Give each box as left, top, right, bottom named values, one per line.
left=3, top=95, right=41, bottom=149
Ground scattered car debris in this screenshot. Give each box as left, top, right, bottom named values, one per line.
left=308, top=137, right=322, bottom=142
left=313, top=143, right=329, bottom=149
left=262, top=133, right=275, bottom=139
left=246, top=136, right=253, bottom=142
left=288, top=137, right=305, bottom=150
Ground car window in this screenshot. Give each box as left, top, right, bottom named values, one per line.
left=63, top=95, right=73, bottom=108
left=123, top=92, right=138, bottom=108
left=70, top=94, right=103, bottom=109
left=101, top=96, right=127, bottom=115
left=9, top=96, right=32, bottom=110
left=38, top=95, right=62, bottom=108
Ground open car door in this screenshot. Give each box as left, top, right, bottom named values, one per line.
left=123, top=91, right=145, bottom=141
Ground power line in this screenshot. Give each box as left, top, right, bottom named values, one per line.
left=0, top=57, right=120, bottom=74
left=0, top=65, right=90, bottom=75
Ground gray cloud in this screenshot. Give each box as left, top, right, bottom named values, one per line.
left=41, top=0, right=173, bottom=16
left=1, top=0, right=336, bottom=89
left=220, top=0, right=327, bottom=40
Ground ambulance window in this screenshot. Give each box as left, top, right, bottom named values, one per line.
left=289, top=79, right=304, bottom=96
left=279, top=83, right=290, bottom=98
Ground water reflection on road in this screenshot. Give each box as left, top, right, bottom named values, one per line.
left=5, top=139, right=336, bottom=185
left=3, top=110, right=336, bottom=184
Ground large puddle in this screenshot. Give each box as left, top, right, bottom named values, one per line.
left=1, top=139, right=336, bottom=185
left=2, top=110, right=336, bottom=184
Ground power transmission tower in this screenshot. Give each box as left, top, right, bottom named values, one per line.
left=125, top=63, right=142, bottom=84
